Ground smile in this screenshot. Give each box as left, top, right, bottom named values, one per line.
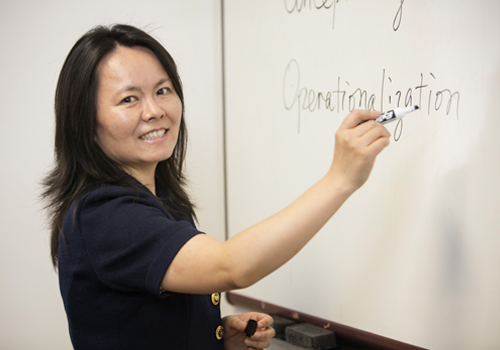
left=139, top=129, right=167, bottom=140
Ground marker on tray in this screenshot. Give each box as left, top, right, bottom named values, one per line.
left=359, top=105, right=419, bottom=125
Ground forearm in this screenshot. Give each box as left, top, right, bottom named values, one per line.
left=225, top=173, right=354, bottom=289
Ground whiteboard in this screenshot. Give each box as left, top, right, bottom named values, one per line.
left=223, top=1, right=500, bottom=349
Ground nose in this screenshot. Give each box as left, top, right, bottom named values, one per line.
left=142, top=97, right=164, bottom=121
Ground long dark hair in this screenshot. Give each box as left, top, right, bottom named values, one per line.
left=42, top=24, right=195, bottom=268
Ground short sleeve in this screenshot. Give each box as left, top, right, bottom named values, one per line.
left=76, top=185, right=202, bottom=296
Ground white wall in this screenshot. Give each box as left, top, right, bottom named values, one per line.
left=0, top=1, right=238, bottom=348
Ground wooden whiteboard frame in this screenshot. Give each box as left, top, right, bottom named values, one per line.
left=227, top=292, right=428, bottom=350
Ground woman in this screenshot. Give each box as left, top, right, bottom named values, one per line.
left=42, top=24, right=390, bottom=349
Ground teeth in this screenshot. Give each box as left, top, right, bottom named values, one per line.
left=140, top=129, right=166, bottom=140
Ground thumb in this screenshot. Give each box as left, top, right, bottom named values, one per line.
left=224, top=315, right=247, bottom=332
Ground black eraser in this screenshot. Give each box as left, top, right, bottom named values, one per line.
left=271, top=315, right=296, bottom=339
left=245, top=319, right=258, bottom=337
left=286, top=323, right=337, bottom=349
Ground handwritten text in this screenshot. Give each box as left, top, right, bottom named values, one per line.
left=283, top=59, right=461, bottom=140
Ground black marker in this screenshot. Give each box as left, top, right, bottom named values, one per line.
left=245, top=319, right=258, bottom=337
left=359, top=105, right=419, bottom=125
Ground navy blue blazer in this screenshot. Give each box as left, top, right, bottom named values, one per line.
left=58, top=183, right=224, bottom=349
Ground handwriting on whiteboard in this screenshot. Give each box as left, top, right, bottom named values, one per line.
left=284, top=0, right=406, bottom=31
left=283, top=59, right=461, bottom=140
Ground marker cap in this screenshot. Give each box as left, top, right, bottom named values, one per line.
left=245, top=319, right=258, bottom=337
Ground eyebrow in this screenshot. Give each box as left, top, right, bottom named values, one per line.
left=155, top=77, right=171, bottom=88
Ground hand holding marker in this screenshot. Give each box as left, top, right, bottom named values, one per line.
left=359, top=105, right=419, bottom=125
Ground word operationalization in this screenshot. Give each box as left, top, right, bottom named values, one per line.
left=283, top=59, right=460, bottom=141
left=284, top=0, right=406, bottom=31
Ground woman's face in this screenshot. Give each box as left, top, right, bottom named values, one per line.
left=95, top=45, right=182, bottom=178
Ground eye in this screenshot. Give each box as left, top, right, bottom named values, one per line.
left=157, top=87, right=173, bottom=95
left=121, top=96, right=137, bottom=104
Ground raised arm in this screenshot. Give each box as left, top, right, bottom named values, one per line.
left=161, top=110, right=390, bottom=294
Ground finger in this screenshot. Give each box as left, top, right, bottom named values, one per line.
left=340, top=109, right=381, bottom=129
left=358, top=123, right=391, bottom=148
left=366, top=133, right=391, bottom=156
left=253, top=326, right=276, bottom=340
left=245, top=338, right=271, bottom=349
left=256, top=314, right=274, bottom=329
left=353, top=116, right=385, bottom=136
